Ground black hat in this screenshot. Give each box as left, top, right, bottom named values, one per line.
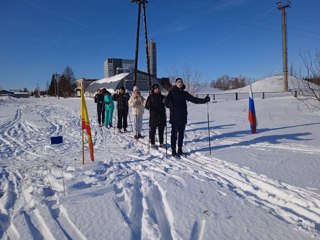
left=152, top=84, right=160, bottom=90
left=175, top=78, right=183, bottom=83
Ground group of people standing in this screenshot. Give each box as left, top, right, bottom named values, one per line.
left=94, top=78, right=210, bottom=157
left=94, top=88, right=115, bottom=128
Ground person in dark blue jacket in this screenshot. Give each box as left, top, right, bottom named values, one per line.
left=112, top=86, right=130, bottom=133
left=94, top=88, right=105, bottom=127
left=145, top=84, right=166, bottom=148
left=164, top=78, right=210, bottom=157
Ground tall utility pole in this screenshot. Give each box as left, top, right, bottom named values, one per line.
left=131, top=0, right=151, bottom=90
left=277, top=1, right=290, bottom=91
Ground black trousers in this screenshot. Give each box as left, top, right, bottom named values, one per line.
left=117, top=108, right=128, bottom=129
left=171, top=122, right=186, bottom=150
left=97, top=105, right=105, bottom=125
left=149, top=125, right=165, bottom=145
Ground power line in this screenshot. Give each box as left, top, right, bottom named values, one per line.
left=151, top=2, right=320, bottom=41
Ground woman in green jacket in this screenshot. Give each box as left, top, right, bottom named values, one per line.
left=102, top=88, right=115, bottom=128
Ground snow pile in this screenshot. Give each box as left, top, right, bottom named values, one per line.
left=230, top=75, right=299, bottom=93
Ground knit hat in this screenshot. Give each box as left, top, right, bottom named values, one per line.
left=175, top=78, right=183, bottom=83
left=133, top=86, right=139, bottom=92
left=152, top=84, right=160, bottom=90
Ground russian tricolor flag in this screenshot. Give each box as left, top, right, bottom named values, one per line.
left=248, top=85, right=257, bottom=133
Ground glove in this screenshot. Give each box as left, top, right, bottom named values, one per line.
left=205, top=95, right=210, bottom=102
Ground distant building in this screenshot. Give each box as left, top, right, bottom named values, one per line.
left=83, top=39, right=162, bottom=96
left=0, top=90, right=14, bottom=97
left=13, top=92, right=30, bottom=98
left=75, top=78, right=98, bottom=97
left=104, top=58, right=134, bottom=78
left=104, top=40, right=157, bottom=78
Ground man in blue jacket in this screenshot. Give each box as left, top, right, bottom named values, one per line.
left=165, top=78, right=210, bottom=157
left=94, top=88, right=105, bottom=127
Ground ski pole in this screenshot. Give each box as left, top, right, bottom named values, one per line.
left=136, top=114, right=138, bottom=138
left=113, top=110, right=117, bottom=133
left=128, top=111, right=133, bottom=132
left=165, top=108, right=168, bottom=158
left=207, top=102, right=212, bottom=156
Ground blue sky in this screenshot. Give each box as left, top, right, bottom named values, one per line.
left=1, top=0, right=319, bottom=91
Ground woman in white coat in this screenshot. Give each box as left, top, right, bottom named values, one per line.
left=129, top=86, right=145, bottom=139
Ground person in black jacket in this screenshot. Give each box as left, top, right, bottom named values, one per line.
left=165, top=78, right=210, bottom=157
left=145, top=84, right=166, bottom=148
left=94, top=88, right=105, bottom=127
left=112, top=86, right=130, bottom=133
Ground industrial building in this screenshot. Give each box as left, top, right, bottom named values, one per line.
left=104, top=39, right=157, bottom=78
left=77, top=39, right=168, bottom=95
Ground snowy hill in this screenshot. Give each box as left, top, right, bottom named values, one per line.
left=229, top=75, right=298, bottom=93
left=193, top=75, right=299, bottom=95
left=0, top=77, right=320, bottom=239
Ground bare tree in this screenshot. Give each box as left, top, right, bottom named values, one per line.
left=168, top=64, right=206, bottom=94
left=293, top=49, right=320, bottom=105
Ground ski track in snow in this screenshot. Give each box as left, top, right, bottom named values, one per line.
left=0, top=99, right=319, bottom=239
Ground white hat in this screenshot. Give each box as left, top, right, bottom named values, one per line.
left=133, top=86, right=139, bottom=91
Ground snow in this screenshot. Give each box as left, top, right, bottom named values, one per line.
left=0, top=76, right=320, bottom=239
left=85, top=72, right=130, bottom=94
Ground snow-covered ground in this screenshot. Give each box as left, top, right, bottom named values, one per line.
left=0, top=76, right=320, bottom=239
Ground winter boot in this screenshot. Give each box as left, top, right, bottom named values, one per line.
left=172, top=149, right=178, bottom=157
left=178, top=148, right=184, bottom=155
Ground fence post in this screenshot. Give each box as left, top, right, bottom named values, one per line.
left=294, top=91, right=297, bottom=97
left=212, top=94, right=215, bottom=100
left=262, top=92, right=265, bottom=99
left=235, top=92, right=238, bottom=100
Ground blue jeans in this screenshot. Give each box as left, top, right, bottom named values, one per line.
left=171, top=123, right=186, bottom=150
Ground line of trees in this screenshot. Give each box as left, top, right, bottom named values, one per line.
left=210, top=75, right=251, bottom=91
left=47, top=66, right=76, bottom=98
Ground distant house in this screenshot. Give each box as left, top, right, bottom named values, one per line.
left=0, top=90, right=14, bottom=97
left=13, top=92, right=30, bottom=98
left=75, top=78, right=98, bottom=97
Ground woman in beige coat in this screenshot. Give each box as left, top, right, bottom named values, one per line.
left=129, top=86, right=145, bottom=139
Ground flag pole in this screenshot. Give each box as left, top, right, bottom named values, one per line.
left=80, top=80, right=94, bottom=163
left=81, top=81, right=85, bottom=165
left=207, top=101, right=212, bottom=156
left=82, top=128, right=85, bottom=165
left=248, top=84, right=257, bottom=134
